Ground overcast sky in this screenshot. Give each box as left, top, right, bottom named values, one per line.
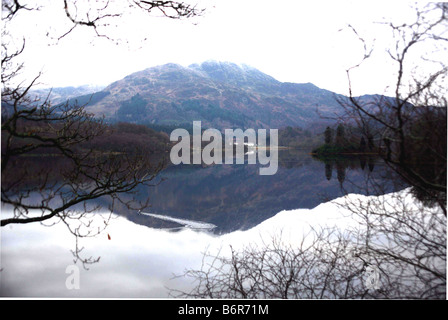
left=5, top=0, right=438, bottom=96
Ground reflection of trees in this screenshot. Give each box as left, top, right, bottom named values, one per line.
left=130, top=153, right=396, bottom=234
left=360, top=157, right=366, bottom=170
left=368, top=157, right=375, bottom=173
left=336, top=162, right=345, bottom=184
left=325, top=163, right=332, bottom=181
left=313, top=155, right=376, bottom=186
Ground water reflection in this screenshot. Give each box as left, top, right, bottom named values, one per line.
left=2, top=149, right=408, bottom=234
left=315, top=154, right=377, bottom=185
left=118, top=149, right=407, bottom=233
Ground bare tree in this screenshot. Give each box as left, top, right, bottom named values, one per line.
left=171, top=188, right=445, bottom=299
left=337, top=2, right=447, bottom=212
left=58, top=0, right=204, bottom=41
left=171, top=3, right=446, bottom=299
left=171, top=229, right=369, bottom=299
left=1, top=0, right=203, bottom=266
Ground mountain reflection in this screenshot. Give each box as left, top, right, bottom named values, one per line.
left=4, top=149, right=408, bottom=234
left=119, top=149, right=407, bottom=233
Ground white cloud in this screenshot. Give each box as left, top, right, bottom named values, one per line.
left=4, top=0, right=442, bottom=96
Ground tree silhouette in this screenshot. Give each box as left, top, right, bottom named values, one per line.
left=337, top=2, right=447, bottom=213
left=335, top=124, right=345, bottom=147
left=1, top=0, right=204, bottom=266
left=359, top=136, right=366, bottom=152
left=172, top=188, right=445, bottom=299
left=324, top=126, right=333, bottom=145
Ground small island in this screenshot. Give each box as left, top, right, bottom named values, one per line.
left=311, top=124, right=375, bottom=156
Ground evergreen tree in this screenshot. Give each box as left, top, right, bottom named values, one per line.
left=324, top=126, right=332, bottom=145
left=335, top=124, right=345, bottom=147
left=360, top=136, right=366, bottom=152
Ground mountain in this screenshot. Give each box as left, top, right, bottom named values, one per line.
left=30, top=84, right=106, bottom=105
left=78, top=61, right=344, bottom=130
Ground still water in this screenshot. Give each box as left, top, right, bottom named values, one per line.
left=117, top=149, right=405, bottom=233
left=0, top=150, right=407, bottom=297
